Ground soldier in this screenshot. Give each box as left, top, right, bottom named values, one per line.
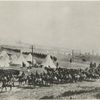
left=1, top=76, right=7, bottom=92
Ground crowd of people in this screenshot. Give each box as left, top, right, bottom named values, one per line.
left=0, top=62, right=100, bottom=92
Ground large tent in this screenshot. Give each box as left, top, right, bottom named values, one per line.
left=0, top=51, right=10, bottom=67
left=11, top=54, right=18, bottom=63
left=13, top=53, right=29, bottom=67
left=26, top=53, right=36, bottom=65
left=41, top=54, right=56, bottom=68
left=10, top=54, right=20, bottom=67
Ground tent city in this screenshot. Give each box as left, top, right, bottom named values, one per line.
left=0, top=1, right=100, bottom=100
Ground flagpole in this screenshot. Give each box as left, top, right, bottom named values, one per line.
left=32, top=45, right=33, bottom=67
left=72, top=49, right=74, bottom=62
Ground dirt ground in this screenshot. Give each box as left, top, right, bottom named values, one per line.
left=0, top=79, right=100, bottom=100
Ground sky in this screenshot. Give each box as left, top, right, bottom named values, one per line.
left=0, top=1, right=100, bottom=53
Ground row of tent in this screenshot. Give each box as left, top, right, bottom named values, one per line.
left=0, top=51, right=56, bottom=68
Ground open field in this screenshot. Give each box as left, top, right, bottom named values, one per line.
left=58, top=61, right=90, bottom=69
left=1, top=79, right=100, bottom=100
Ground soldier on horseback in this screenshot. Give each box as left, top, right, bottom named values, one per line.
left=1, top=76, right=7, bottom=92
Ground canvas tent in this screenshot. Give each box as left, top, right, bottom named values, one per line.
left=13, top=53, right=29, bottom=67
left=26, top=53, right=36, bottom=65
left=11, top=54, right=18, bottom=63
left=10, top=54, right=19, bottom=66
left=0, top=51, right=10, bottom=67
left=41, top=54, right=56, bottom=68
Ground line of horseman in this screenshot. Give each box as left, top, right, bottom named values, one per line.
left=0, top=61, right=100, bottom=92
left=0, top=50, right=100, bottom=92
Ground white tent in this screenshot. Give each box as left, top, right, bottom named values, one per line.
left=26, top=53, right=36, bottom=64
left=13, top=53, right=29, bottom=67
left=41, top=55, right=56, bottom=68
left=11, top=54, right=18, bottom=64
left=0, top=51, right=10, bottom=67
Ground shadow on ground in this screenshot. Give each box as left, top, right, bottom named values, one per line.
left=0, top=91, right=7, bottom=93
left=40, top=95, right=54, bottom=99
left=17, top=85, right=51, bottom=90
left=40, top=87, right=100, bottom=99
left=57, top=87, right=100, bottom=99
left=17, top=86, right=35, bottom=89
left=58, top=90, right=92, bottom=97
left=40, top=89, right=95, bottom=99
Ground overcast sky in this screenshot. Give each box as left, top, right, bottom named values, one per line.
left=0, top=1, right=100, bottom=53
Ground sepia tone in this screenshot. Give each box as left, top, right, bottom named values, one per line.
left=0, top=1, right=100, bottom=100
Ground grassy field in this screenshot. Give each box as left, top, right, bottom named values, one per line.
left=1, top=79, right=100, bottom=100
left=58, top=60, right=90, bottom=69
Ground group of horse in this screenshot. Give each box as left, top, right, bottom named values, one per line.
left=0, top=63, right=100, bottom=92
left=0, top=73, right=15, bottom=92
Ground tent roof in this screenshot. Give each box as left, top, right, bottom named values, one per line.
left=13, top=53, right=29, bottom=67
left=41, top=55, right=56, bottom=68
left=11, top=54, right=18, bottom=65
left=11, top=54, right=17, bottom=60
left=0, top=51, right=10, bottom=67
left=26, top=53, right=36, bottom=64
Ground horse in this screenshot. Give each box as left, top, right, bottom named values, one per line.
left=1, top=76, right=14, bottom=92
left=72, top=74, right=80, bottom=83
left=18, top=75, right=27, bottom=86
left=27, top=75, right=35, bottom=87
left=1, top=76, right=7, bottom=92
left=79, top=73, right=87, bottom=81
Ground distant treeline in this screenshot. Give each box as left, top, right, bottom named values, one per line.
left=1, top=47, right=20, bottom=52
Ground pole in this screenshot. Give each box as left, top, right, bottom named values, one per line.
left=72, top=49, right=74, bottom=62
left=92, top=50, right=94, bottom=62
left=32, top=45, right=33, bottom=67
left=92, top=50, right=94, bottom=56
